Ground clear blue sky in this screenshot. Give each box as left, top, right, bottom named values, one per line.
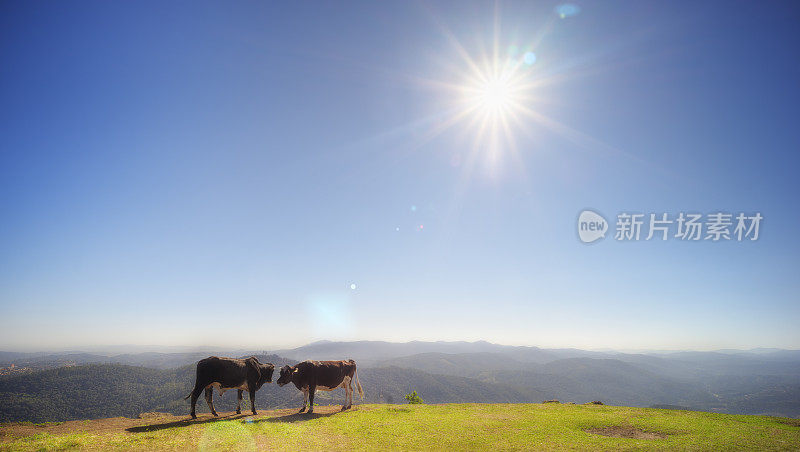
left=1, top=1, right=798, bottom=351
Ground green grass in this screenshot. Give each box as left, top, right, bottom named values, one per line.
left=1, top=403, right=799, bottom=451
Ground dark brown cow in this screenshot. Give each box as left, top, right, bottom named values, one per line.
left=276, top=359, right=363, bottom=413
left=185, top=356, right=274, bottom=419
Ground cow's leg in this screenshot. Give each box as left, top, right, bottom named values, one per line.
left=299, top=388, right=308, bottom=413
left=348, top=376, right=354, bottom=409
left=349, top=377, right=354, bottom=408
left=205, top=386, right=218, bottom=417
left=189, top=384, right=205, bottom=419
left=340, top=378, right=349, bottom=411
left=344, top=376, right=353, bottom=410
left=249, top=389, right=257, bottom=416
left=236, top=389, right=243, bottom=414
left=308, top=385, right=316, bottom=414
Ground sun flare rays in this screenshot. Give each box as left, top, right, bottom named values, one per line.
left=335, top=2, right=642, bottom=182
left=411, top=5, right=552, bottom=172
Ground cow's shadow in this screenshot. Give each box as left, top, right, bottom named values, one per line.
left=126, top=410, right=347, bottom=432
left=126, top=414, right=248, bottom=433
left=256, top=411, right=340, bottom=424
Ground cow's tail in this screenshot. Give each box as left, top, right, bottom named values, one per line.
left=184, top=385, right=197, bottom=400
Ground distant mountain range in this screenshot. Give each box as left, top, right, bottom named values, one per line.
left=0, top=351, right=219, bottom=371
left=270, top=340, right=560, bottom=364
left=1, top=340, right=799, bottom=421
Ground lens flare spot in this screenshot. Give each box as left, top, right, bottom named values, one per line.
left=305, top=294, right=353, bottom=337
left=523, top=52, right=537, bottom=66
left=200, top=422, right=256, bottom=452
left=350, top=283, right=357, bottom=290
left=555, top=3, right=580, bottom=18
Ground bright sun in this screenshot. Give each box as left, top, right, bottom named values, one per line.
left=476, top=77, right=515, bottom=114
left=363, top=4, right=604, bottom=180
left=399, top=6, right=579, bottom=171
left=451, top=54, right=534, bottom=163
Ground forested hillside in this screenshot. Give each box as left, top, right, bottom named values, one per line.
left=0, top=357, right=543, bottom=422
left=0, top=355, right=291, bottom=422
left=2, top=343, right=800, bottom=422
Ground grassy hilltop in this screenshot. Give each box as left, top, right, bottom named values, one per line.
left=1, top=403, right=798, bottom=451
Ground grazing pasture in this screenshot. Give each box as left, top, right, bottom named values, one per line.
left=1, top=403, right=798, bottom=451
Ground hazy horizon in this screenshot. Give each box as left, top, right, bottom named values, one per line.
left=2, top=2, right=798, bottom=351
left=2, top=338, right=798, bottom=355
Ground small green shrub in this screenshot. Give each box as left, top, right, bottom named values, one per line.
left=404, top=391, right=424, bottom=404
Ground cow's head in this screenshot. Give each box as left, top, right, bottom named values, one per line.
left=247, top=357, right=275, bottom=385
left=263, top=363, right=275, bottom=383
left=276, top=365, right=294, bottom=386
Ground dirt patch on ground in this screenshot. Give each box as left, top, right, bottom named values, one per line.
left=0, top=406, right=349, bottom=441
left=586, top=426, right=667, bottom=440
left=777, top=418, right=800, bottom=427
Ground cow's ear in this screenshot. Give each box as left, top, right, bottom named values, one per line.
left=246, top=357, right=260, bottom=372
